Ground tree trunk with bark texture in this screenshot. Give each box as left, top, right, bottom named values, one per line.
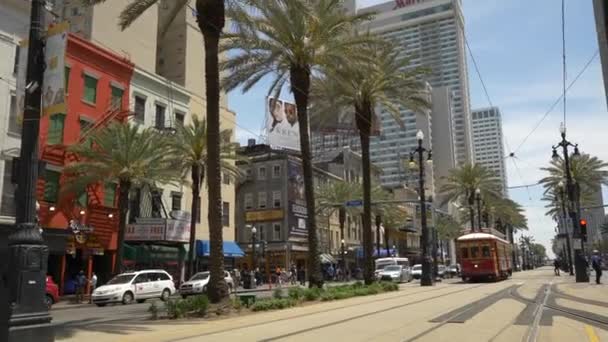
left=115, top=179, right=131, bottom=274
left=356, top=104, right=374, bottom=285
left=290, top=65, right=323, bottom=288
left=187, top=165, right=201, bottom=280
left=197, top=0, right=227, bottom=303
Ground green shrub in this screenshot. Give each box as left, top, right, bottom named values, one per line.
left=231, top=297, right=242, bottom=312
left=303, top=287, right=321, bottom=301
left=189, top=295, right=209, bottom=316
left=251, top=298, right=296, bottom=312
left=148, top=301, right=159, bottom=320
left=164, top=295, right=209, bottom=319
left=273, top=288, right=283, bottom=299
left=288, top=287, right=304, bottom=300
left=379, top=282, right=399, bottom=292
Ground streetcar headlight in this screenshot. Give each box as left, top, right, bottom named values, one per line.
left=474, top=264, right=478, bottom=268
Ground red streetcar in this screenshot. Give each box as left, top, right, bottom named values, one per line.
left=456, top=233, right=512, bottom=282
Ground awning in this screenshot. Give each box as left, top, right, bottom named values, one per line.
left=319, top=253, right=337, bottom=264
left=196, top=240, right=245, bottom=258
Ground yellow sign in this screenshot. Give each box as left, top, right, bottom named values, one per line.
left=245, top=210, right=283, bottom=222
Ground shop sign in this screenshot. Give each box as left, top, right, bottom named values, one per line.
left=125, top=224, right=165, bottom=241
left=245, top=209, right=284, bottom=222
left=165, top=218, right=190, bottom=243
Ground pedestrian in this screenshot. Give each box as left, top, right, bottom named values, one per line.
left=298, top=267, right=306, bottom=286
left=591, top=250, right=603, bottom=285
left=234, top=268, right=241, bottom=289
left=88, top=272, right=98, bottom=303
left=327, top=264, right=335, bottom=281
left=290, top=264, right=297, bottom=285
left=553, top=259, right=561, bottom=276
left=275, top=266, right=282, bottom=286
left=75, top=270, right=87, bottom=303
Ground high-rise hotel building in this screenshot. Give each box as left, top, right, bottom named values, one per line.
left=315, top=0, right=473, bottom=188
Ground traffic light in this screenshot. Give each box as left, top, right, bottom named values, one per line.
left=580, top=219, right=587, bottom=239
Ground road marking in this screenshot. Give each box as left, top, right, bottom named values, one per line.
left=585, top=325, right=600, bottom=342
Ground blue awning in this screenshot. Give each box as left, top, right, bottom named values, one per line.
left=196, top=240, right=245, bottom=258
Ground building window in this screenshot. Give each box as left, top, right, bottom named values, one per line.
left=0, top=160, right=15, bottom=216
left=104, top=183, right=116, bottom=207
left=272, top=191, right=281, bottom=208
left=151, top=189, right=163, bottom=218
left=79, top=118, right=93, bottom=145
left=273, top=223, right=281, bottom=241
left=65, top=67, right=70, bottom=92
left=222, top=202, right=230, bottom=227
left=175, top=111, right=185, bottom=126
left=78, top=191, right=88, bottom=207
left=223, top=172, right=230, bottom=185
left=8, top=94, right=19, bottom=135
left=155, top=104, right=165, bottom=129
left=258, top=192, right=267, bottom=209
left=44, top=170, right=61, bottom=203
left=272, top=165, right=281, bottom=178
left=129, top=188, right=141, bottom=223
left=171, top=192, right=182, bottom=211
left=110, top=86, right=123, bottom=109
left=244, top=193, right=253, bottom=210
left=245, top=168, right=252, bottom=179
left=13, top=45, right=20, bottom=74
left=258, top=166, right=266, bottom=180
left=82, top=74, right=97, bottom=104
left=134, top=96, right=146, bottom=122
left=47, top=114, right=65, bottom=145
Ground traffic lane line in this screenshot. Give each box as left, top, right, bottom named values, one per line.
left=585, top=324, right=599, bottom=342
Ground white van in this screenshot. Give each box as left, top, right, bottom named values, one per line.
left=91, top=269, right=176, bottom=307
left=375, top=257, right=410, bottom=278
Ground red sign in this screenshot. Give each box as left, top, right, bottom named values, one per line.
left=394, top=0, right=425, bottom=10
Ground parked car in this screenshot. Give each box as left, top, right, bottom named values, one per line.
left=180, top=271, right=235, bottom=298
left=446, top=265, right=460, bottom=278
left=45, top=276, right=59, bottom=309
left=411, top=264, right=422, bottom=279
left=437, top=265, right=447, bottom=279
left=378, top=265, right=412, bottom=283
left=91, top=270, right=175, bottom=307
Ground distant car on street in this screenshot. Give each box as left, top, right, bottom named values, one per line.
left=437, top=265, right=447, bottom=279
left=45, top=276, right=59, bottom=309
left=91, top=270, right=175, bottom=307
left=446, top=264, right=460, bottom=278
left=180, top=271, right=234, bottom=298
left=378, top=265, right=412, bottom=283
left=411, top=264, right=422, bottom=279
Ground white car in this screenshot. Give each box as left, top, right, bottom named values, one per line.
left=180, top=271, right=234, bottom=298
left=411, top=264, right=422, bottom=279
left=378, top=265, right=413, bottom=283
left=91, top=270, right=175, bottom=307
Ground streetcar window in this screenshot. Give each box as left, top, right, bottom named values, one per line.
left=482, top=246, right=491, bottom=257
left=470, top=246, right=479, bottom=258
left=460, top=247, right=469, bottom=259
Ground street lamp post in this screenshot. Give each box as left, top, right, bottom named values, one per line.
left=4, top=0, right=53, bottom=340
left=375, top=215, right=382, bottom=258
left=558, top=181, right=574, bottom=275
left=475, top=188, right=482, bottom=232
left=341, top=239, right=346, bottom=272
left=552, top=123, right=588, bottom=282
left=410, top=130, right=433, bottom=286
left=251, top=226, right=257, bottom=270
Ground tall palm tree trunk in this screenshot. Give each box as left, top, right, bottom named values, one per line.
left=115, top=179, right=131, bottom=274
left=198, top=0, right=227, bottom=303
left=356, top=105, right=374, bottom=285
left=385, top=227, right=390, bottom=257
left=187, top=165, right=202, bottom=280
left=468, top=192, right=475, bottom=232
left=290, top=65, right=322, bottom=288
left=339, top=207, right=346, bottom=270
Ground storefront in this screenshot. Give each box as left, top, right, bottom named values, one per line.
left=195, top=240, right=245, bottom=272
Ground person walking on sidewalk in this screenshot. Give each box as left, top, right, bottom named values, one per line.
left=591, top=250, right=603, bottom=284
left=553, top=259, right=561, bottom=276
left=75, top=270, right=87, bottom=303
left=88, top=272, right=98, bottom=304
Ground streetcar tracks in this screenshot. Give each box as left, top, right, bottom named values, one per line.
left=172, top=282, right=486, bottom=342
left=522, top=281, right=551, bottom=342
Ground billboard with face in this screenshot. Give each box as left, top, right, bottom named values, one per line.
left=267, top=97, right=300, bottom=151
left=287, top=159, right=307, bottom=237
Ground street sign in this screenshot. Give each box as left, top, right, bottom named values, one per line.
left=345, top=200, right=363, bottom=207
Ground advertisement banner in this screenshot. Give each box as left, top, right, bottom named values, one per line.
left=267, top=97, right=300, bottom=151
left=287, top=159, right=307, bottom=237
left=15, top=39, right=28, bottom=127
left=42, top=22, right=68, bottom=116
left=165, top=218, right=190, bottom=243
left=245, top=209, right=284, bottom=222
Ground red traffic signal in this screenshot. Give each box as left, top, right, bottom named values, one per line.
left=580, top=219, right=588, bottom=237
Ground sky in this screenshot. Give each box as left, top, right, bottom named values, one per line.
left=226, top=0, right=608, bottom=258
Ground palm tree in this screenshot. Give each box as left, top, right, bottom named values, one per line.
left=316, top=181, right=362, bottom=269
left=222, top=0, right=371, bottom=288
left=435, top=214, right=462, bottom=265
left=381, top=204, right=409, bottom=257
left=84, top=0, right=234, bottom=302
left=63, top=123, right=180, bottom=273
left=168, top=116, right=244, bottom=280
left=439, top=163, right=502, bottom=232
left=311, top=40, right=430, bottom=283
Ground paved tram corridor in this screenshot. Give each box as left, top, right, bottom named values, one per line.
left=56, top=267, right=608, bottom=342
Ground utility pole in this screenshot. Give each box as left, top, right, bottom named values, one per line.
left=5, top=0, right=54, bottom=340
